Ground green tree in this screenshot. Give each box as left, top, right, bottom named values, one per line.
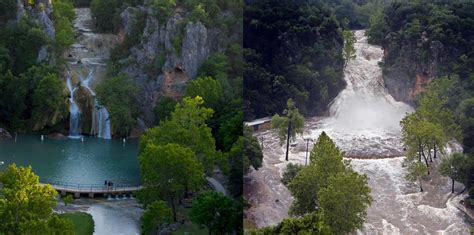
left=250, top=211, right=330, bottom=235
left=153, top=97, right=177, bottom=124
left=63, top=195, right=74, bottom=206
left=405, top=160, right=428, bottom=192
left=185, top=76, right=222, bottom=110
left=90, top=0, right=121, bottom=32
left=138, top=143, right=204, bottom=222
left=228, top=137, right=243, bottom=198
left=281, top=163, right=303, bottom=186
left=400, top=113, right=446, bottom=174
left=170, top=96, right=214, bottom=129
left=318, top=170, right=372, bottom=234
left=272, top=98, right=305, bottom=161
left=96, top=73, right=140, bottom=137
left=243, top=125, right=263, bottom=174
left=141, top=200, right=172, bottom=235
left=439, top=153, right=468, bottom=193
left=0, top=164, right=74, bottom=234
left=342, top=29, right=356, bottom=66
left=189, top=192, right=238, bottom=235
left=288, top=132, right=347, bottom=215
left=32, top=73, right=67, bottom=131
left=140, top=97, right=217, bottom=174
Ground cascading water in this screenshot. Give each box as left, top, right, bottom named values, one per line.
left=245, top=30, right=470, bottom=233
left=67, top=75, right=81, bottom=138
left=64, top=8, right=116, bottom=139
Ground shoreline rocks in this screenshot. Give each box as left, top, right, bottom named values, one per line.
left=0, top=128, right=12, bottom=139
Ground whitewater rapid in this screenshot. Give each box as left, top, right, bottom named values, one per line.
left=244, top=30, right=471, bottom=233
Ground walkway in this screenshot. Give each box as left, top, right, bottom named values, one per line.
left=206, top=177, right=227, bottom=195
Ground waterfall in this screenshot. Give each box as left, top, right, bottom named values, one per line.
left=64, top=8, right=117, bottom=140
left=66, top=69, right=112, bottom=139
left=326, top=30, right=413, bottom=133
left=308, top=30, right=414, bottom=156
left=67, top=74, right=81, bottom=138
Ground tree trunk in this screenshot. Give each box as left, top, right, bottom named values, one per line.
left=285, top=120, right=292, bottom=161
left=421, top=149, right=430, bottom=175
left=452, top=178, right=455, bottom=193
left=428, top=148, right=433, bottom=163
left=170, top=196, right=177, bottom=222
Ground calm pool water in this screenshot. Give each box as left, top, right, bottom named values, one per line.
left=0, top=134, right=140, bottom=185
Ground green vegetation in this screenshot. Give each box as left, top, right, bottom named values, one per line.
left=0, top=164, right=74, bottom=234
left=141, top=201, right=172, bottom=235
left=243, top=126, right=263, bottom=174
left=189, top=192, right=240, bottom=235
left=140, top=97, right=217, bottom=174
left=149, top=0, right=176, bottom=23
left=254, top=132, right=372, bottom=234
left=272, top=99, right=305, bottom=161
left=342, top=29, right=357, bottom=66
left=138, top=143, right=204, bottom=222
left=0, top=17, right=47, bottom=75
left=248, top=212, right=330, bottom=234
left=32, top=73, right=67, bottom=131
left=153, top=97, right=177, bottom=125
left=63, top=194, right=74, bottom=206
left=96, top=73, right=140, bottom=137
left=51, top=0, right=75, bottom=54
left=244, top=0, right=345, bottom=119
left=281, top=163, right=303, bottom=187
left=439, top=153, right=469, bottom=193
left=400, top=77, right=464, bottom=191
left=186, top=76, right=222, bottom=110
left=60, top=212, right=94, bottom=235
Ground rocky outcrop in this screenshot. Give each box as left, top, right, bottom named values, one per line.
left=16, top=0, right=55, bottom=63
left=382, top=33, right=444, bottom=104
left=0, top=128, right=12, bottom=139
left=118, top=6, right=220, bottom=126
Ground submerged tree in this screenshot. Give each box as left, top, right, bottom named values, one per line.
left=289, top=132, right=346, bottom=215
left=342, top=29, right=357, bottom=66
left=405, top=160, right=428, bottom=192
left=287, top=132, right=371, bottom=233
left=272, top=98, right=305, bottom=161
left=318, top=170, right=372, bottom=234
left=439, top=153, right=468, bottom=193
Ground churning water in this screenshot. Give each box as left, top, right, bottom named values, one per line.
left=244, top=30, right=471, bottom=233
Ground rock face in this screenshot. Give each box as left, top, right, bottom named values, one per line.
left=118, top=7, right=220, bottom=126
left=16, top=0, right=55, bottom=63
left=0, top=128, right=12, bottom=139
left=382, top=34, right=443, bottom=104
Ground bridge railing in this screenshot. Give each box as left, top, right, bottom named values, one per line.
left=41, top=180, right=141, bottom=192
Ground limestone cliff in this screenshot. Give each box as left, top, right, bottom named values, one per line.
left=16, top=0, right=55, bottom=63
left=381, top=32, right=443, bottom=104
left=116, top=6, right=221, bottom=126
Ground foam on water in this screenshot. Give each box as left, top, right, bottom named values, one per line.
left=244, top=30, right=471, bottom=233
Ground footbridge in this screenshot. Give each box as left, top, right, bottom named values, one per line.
left=43, top=181, right=142, bottom=198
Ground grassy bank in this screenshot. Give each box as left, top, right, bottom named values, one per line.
left=60, top=212, right=94, bottom=235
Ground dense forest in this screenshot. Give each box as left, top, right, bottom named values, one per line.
left=243, top=0, right=392, bottom=120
